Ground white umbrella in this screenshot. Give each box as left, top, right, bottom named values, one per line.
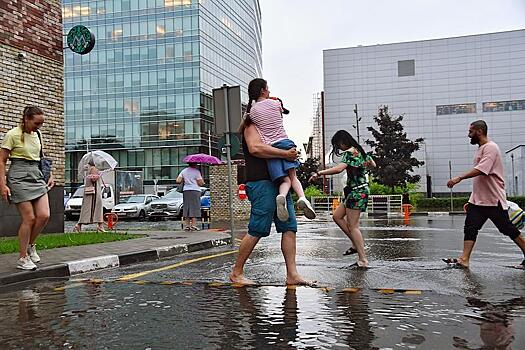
left=78, top=150, right=118, bottom=179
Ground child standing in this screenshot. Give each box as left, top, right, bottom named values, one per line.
left=244, top=78, right=316, bottom=221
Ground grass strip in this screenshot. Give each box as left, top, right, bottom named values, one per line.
left=0, top=231, right=143, bottom=255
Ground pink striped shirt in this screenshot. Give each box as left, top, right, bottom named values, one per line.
left=249, top=98, right=288, bottom=145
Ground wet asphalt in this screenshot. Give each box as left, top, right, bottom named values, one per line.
left=1, top=215, right=524, bottom=349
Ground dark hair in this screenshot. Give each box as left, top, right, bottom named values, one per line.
left=20, top=105, right=44, bottom=141
left=330, top=130, right=366, bottom=158
left=470, top=120, right=488, bottom=135
left=239, top=78, right=267, bottom=132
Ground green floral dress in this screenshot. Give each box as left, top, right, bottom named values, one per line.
left=341, top=149, right=373, bottom=212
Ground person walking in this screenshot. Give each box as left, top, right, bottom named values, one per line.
left=73, top=160, right=105, bottom=232
left=309, top=130, right=376, bottom=268
left=177, top=162, right=205, bottom=231
left=445, top=120, right=525, bottom=269
left=229, top=117, right=314, bottom=286
left=0, top=106, right=55, bottom=270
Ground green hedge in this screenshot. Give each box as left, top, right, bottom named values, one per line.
left=413, top=196, right=525, bottom=211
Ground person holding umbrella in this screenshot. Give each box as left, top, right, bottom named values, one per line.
left=74, top=160, right=105, bottom=232
left=177, top=159, right=206, bottom=231
left=74, top=150, right=118, bottom=233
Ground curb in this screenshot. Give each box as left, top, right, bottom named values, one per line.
left=412, top=211, right=465, bottom=216
left=0, top=236, right=232, bottom=287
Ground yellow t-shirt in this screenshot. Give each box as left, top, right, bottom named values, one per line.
left=1, top=126, right=41, bottom=161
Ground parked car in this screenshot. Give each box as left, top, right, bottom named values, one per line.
left=148, top=189, right=184, bottom=220
left=200, top=187, right=210, bottom=218
left=64, top=184, right=115, bottom=220
left=112, top=194, right=159, bottom=221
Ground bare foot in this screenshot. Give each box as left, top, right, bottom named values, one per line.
left=229, top=273, right=257, bottom=285
left=286, top=274, right=317, bottom=287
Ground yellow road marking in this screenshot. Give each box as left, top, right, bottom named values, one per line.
left=117, top=249, right=238, bottom=281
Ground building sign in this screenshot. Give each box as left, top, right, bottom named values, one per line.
left=66, top=25, right=95, bottom=55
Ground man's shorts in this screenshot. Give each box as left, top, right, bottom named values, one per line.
left=246, top=180, right=297, bottom=237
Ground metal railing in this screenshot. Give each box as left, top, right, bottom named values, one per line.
left=310, top=195, right=403, bottom=216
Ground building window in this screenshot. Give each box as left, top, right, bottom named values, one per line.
left=436, top=103, right=476, bottom=116
left=398, top=59, right=415, bottom=77
left=483, top=100, right=525, bottom=112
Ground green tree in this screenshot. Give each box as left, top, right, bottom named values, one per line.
left=296, top=157, right=322, bottom=190
left=366, top=106, right=424, bottom=193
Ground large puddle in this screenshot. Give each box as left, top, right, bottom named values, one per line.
left=1, top=281, right=524, bottom=349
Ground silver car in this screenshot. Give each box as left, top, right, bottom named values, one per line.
left=112, top=194, right=159, bottom=221
left=148, top=190, right=184, bottom=220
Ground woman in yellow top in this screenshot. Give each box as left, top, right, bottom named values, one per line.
left=0, top=106, right=55, bottom=270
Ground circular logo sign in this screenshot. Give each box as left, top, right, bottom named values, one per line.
left=67, top=25, right=95, bottom=55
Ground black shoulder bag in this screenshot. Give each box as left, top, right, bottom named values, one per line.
left=36, top=131, right=52, bottom=183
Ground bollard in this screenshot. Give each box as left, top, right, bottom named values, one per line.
left=332, top=198, right=340, bottom=214
left=104, top=213, right=118, bottom=230
left=402, top=204, right=413, bottom=223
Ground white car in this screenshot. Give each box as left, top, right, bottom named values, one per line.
left=65, top=184, right=115, bottom=220
left=148, top=190, right=184, bottom=220
left=112, top=194, right=159, bottom=221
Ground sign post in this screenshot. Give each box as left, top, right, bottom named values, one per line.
left=212, top=85, right=242, bottom=245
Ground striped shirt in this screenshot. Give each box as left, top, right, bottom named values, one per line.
left=249, top=98, right=288, bottom=145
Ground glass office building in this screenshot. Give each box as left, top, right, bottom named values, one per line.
left=63, top=0, right=262, bottom=189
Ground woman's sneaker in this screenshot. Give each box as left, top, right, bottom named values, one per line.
left=27, top=244, right=41, bottom=263
left=276, top=194, right=289, bottom=222
left=297, top=197, right=316, bottom=219
left=17, top=256, right=37, bottom=270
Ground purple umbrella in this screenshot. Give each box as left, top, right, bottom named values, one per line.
left=183, top=153, right=223, bottom=165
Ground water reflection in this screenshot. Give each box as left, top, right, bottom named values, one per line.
left=455, top=297, right=525, bottom=349
left=1, top=282, right=525, bottom=349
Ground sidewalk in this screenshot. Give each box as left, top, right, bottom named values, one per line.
left=0, top=229, right=232, bottom=287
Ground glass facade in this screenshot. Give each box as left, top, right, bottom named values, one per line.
left=436, top=103, right=476, bottom=115
left=63, top=0, right=262, bottom=189
left=483, top=100, right=525, bottom=112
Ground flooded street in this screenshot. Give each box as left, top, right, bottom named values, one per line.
left=1, top=215, right=525, bottom=349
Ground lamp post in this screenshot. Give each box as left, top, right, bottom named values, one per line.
left=352, top=104, right=362, bottom=143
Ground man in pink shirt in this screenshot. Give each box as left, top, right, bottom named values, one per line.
left=446, top=120, right=525, bottom=269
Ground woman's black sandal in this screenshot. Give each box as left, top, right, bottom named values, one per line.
left=344, top=247, right=358, bottom=255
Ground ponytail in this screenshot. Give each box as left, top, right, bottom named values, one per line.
left=239, top=79, right=267, bottom=133
left=19, top=105, right=44, bottom=142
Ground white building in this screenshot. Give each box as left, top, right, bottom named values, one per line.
left=323, top=29, right=525, bottom=195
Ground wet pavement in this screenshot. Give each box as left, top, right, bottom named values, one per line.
left=1, top=215, right=525, bottom=349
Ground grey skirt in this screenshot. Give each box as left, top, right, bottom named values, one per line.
left=183, top=190, right=201, bottom=218
left=7, top=159, right=48, bottom=204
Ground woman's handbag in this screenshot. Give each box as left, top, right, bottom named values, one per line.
left=84, top=186, right=95, bottom=195
left=176, top=179, right=184, bottom=193
left=36, top=131, right=52, bottom=183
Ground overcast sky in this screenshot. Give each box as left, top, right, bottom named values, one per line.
left=258, top=0, right=525, bottom=154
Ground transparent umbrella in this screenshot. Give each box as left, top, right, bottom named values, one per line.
left=77, top=150, right=118, bottom=179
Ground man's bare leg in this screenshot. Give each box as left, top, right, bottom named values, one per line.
left=230, top=234, right=260, bottom=285
left=281, top=231, right=315, bottom=285
left=512, top=235, right=525, bottom=256
left=458, top=240, right=475, bottom=267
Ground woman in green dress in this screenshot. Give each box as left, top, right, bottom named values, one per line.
left=309, top=130, right=375, bottom=268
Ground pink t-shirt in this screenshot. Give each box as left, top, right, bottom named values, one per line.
left=469, top=141, right=508, bottom=209
left=249, top=98, right=288, bottom=145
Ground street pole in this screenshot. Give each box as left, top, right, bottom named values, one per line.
left=222, top=85, right=235, bottom=245
left=208, top=130, right=212, bottom=156
left=449, top=160, right=453, bottom=212
left=353, top=104, right=361, bottom=143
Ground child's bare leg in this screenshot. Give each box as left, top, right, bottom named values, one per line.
left=288, top=169, right=305, bottom=198
left=288, top=168, right=316, bottom=219
left=279, top=175, right=292, bottom=197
